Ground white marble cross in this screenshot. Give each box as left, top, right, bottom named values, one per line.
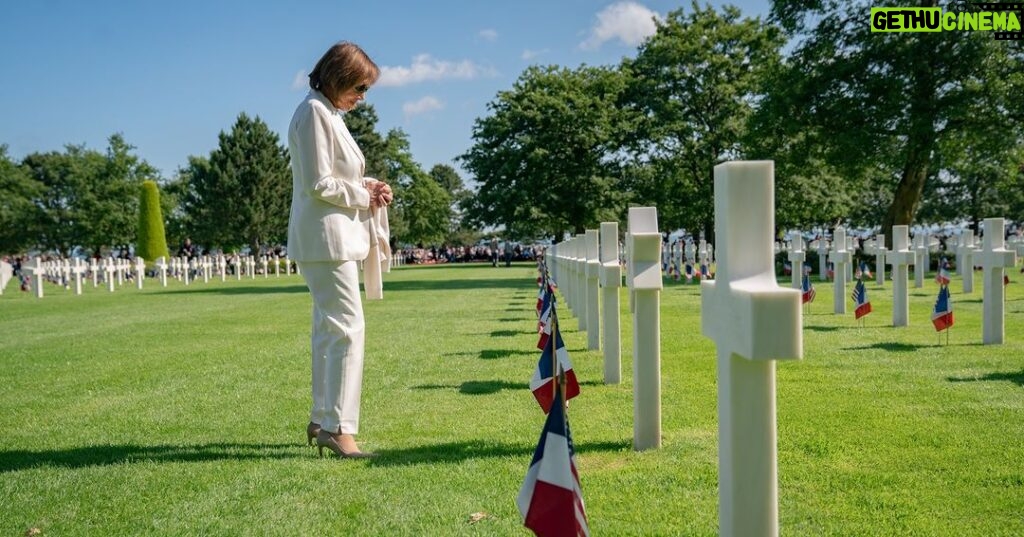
left=886, top=225, right=915, bottom=326
left=247, top=256, right=256, bottom=279
left=873, top=234, right=887, bottom=286
left=89, top=258, right=99, bottom=287
left=787, top=234, right=805, bottom=290
left=978, top=218, right=1017, bottom=345
left=260, top=256, right=269, bottom=279
left=585, top=229, right=601, bottom=351
left=273, top=255, right=281, bottom=277
left=627, top=207, right=662, bottom=452
left=599, top=221, right=621, bottom=385
left=701, top=161, right=802, bottom=537
left=155, top=256, right=169, bottom=287
left=217, top=255, right=227, bottom=282
left=816, top=237, right=829, bottom=281
left=134, top=257, right=146, bottom=290
left=23, top=257, right=46, bottom=298
left=104, top=259, right=117, bottom=292
left=913, top=233, right=928, bottom=288
left=959, top=230, right=977, bottom=293
left=830, top=227, right=851, bottom=314
left=69, top=258, right=86, bottom=295
left=0, top=260, right=12, bottom=295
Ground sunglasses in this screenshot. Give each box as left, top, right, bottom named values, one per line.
left=354, top=84, right=370, bottom=95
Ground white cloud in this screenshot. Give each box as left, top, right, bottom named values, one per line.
left=580, top=2, right=661, bottom=50
left=403, top=96, right=444, bottom=119
left=378, top=54, right=495, bottom=87
left=521, top=48, right=549, bottom=61
left=291, top=70, right=308, bottom=90
left=479, top=29, right=498, bottom=41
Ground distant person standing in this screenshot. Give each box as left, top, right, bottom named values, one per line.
left=490, top=237, right=499, bottom=267
left=504, top=240, right=513, bottom=267
left=178, top=237, right=195, bottom=260
left=288, top=41, right=393, bottom=459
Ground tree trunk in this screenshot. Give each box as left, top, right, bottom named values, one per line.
left=881, top=156, right=929, bottom=249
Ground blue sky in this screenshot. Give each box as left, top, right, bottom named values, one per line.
left=0, top=0, right=770, bottom=181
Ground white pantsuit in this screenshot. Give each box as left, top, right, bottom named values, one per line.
left=300, top=260, right=364, bottom=434
left=287, top=90, right=387, bottom=435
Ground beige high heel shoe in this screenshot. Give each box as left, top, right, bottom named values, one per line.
left=306, top=422, right=321, bottom=447
left=316, top=430, right=376, bottom=459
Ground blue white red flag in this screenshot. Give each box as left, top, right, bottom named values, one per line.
left=531, top=327, right=580, bottom=414
left=700, top=263, right=709, bottom=280
left=851, top=279, right=872, bottom=319
left=802, top=274, right=816, bottom=304
left=517, top=388, right=590, bottom=537
left=537, top=288, right=556, bottom=350
left=935, top=265, right=951, bottom=286
left=932, top=285, right=954, bottom=332
left=684, top=263, right=694, bottom=282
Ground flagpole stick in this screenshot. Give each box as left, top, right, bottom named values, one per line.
left=551, top=307, right=560, bottom=404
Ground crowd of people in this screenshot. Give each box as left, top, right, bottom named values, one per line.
left=396, top=243, right=544, bottom=266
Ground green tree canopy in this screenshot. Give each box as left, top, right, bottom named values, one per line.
left=765, top=0, right=1024, bottom=245
left=460, top=64, right=627, bottom=241
left=180, top=113, right=291, bottom=254
left=0, top=145, right=44, bottom=254
left=621, top=2, right=784, bottom=240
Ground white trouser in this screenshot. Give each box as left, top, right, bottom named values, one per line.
left=299, top=261, right=365, bottom=435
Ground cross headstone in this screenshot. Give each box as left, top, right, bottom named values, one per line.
left=89, top=258, right=99, bottom=287
left=873, top=234, right=887, bottom=286
left=845, top=236, right=856, bottom=282
left=959, top=230, right=977, bottom=293
left=627, top=207, right=662, bottom=451
left=155, top=256, right=169, bottom=287
left=585, top=229, right=601, bottom=351
left=816, top=237, right=829, bottom=281
left=978, top=218, right=1017, bottom=345
left=247, top=256, right=256, bottom=280
left=913, top=233, right=928, bottom=288
left=701, top=161, right=802, bottom=537
left=274, top=255, right=281, bottom=277
left=886, top=225, right=915, bottom=326
left=218, top=255, right=227, bottom=282
left=787, top=234, right=805, bottom=291
left=685, top=240, right=695, bottom=266
left=133, top=257, right=145, bottom=289
left=104, top=259, right=117, bottom=292
left=201, top=256, right=211, bottom=283
left=599, top=221, right=621, bottom=384
left=182, top=257, right=191, bottom=285
left=0, top=260, right=13, bottom=295
left=23, top=257, right=45, bottom=298
left=830, top=227, right=851, bottom=314
left=69, top=258, right=86, bottom=295
left=261, top=256, right=269, bottom=279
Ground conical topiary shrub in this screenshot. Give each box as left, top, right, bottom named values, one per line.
left=136, top=180, right=170, bottom=265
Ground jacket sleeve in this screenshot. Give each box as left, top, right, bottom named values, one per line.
left=295, top=103, right=371, bottom=210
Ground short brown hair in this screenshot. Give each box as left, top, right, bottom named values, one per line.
left=308, top=42, right=380, bottom=102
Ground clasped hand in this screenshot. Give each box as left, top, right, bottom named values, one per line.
left=368, top=181, right=393, bottom=208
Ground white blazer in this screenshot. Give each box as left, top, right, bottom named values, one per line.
left=287, top=90, right=373, bottom=262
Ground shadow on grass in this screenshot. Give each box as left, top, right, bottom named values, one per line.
left=369, top=439, right=630, bottom=467
left=842, top=342, right=936, bottom=352
left=414, top=379, right=604, bottom=395
left=442, top=349, right=537, bottom=359
left=804, top=325, right=846, bottom=332
left=947, top=369, right=1024, bottom=387
left=383, top=278, right=528, bottom=292
left=0, top=442, right=302, bottom=473
left=153, top=285, right=308, bottom=296
left=489, top=329, right=535, bottom=337
left=498, top=317, right=525, bottom=323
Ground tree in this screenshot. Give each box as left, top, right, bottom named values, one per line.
left=429, top=163, right=470, bottom=241
left=621, top=2, right=784, bottom=240
left=766, top=0, right=1024, bottom=246
left=181, top=113, right=291, bottom=254
left=136, top=180, right=170, bottom=264
left=460, top=64, right=627, bottom=241
left=0, top=145, right=44, bottom=254
left=402, top=171, right=452, bottom=245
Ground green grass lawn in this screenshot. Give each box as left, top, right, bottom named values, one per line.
left=1, top=263, right=1023, bottom=536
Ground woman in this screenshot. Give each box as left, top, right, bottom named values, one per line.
left=288, top=41, right=393, bottom=459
